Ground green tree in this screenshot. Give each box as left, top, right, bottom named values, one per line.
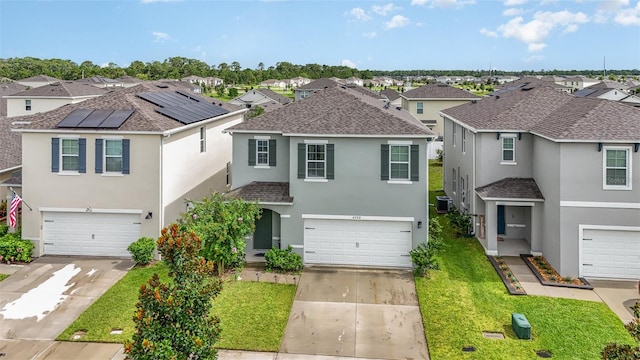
left=228, top=87, right=239, bottom=98
left=124, top=224, right=222, bottom=360
left=180, top=193, right=261, bottom=275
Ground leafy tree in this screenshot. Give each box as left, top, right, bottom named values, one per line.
left=180, top=193, right=261, bottom=275
left=228, top=87, right=239, bottom=98
left=124, top=224, right=222, bottom=360
left=247, top=105, right=265, bottom=119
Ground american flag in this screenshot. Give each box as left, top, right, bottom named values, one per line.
left=9, top=192, right=22, bottom=228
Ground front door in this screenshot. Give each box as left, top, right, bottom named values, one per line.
left=497, top=205, right=506, bottom=235
left=253, top=209, right=273, bottom=249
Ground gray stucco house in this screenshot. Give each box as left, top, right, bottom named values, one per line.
left=440, top=82, right=640, bottom=279
left=225, top=86, right=435, bottom=268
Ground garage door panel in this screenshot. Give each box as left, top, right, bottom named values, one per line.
left=581, top=229, right=640, bottom=279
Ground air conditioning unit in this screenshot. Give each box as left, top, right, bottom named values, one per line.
left=436, top=196, right=452, bottom=214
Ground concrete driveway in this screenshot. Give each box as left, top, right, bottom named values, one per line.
left=280, top=267, right=429, bottom=360
left=0, top=256, right=133, bottom=340
left=590, top=279, right=640, bottom=324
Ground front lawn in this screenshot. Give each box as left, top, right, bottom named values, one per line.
left=419, top=161, right=635, bottom=359
left=58, top=263, right=296, bottom=352
left=0, top=273, right=8, bottom=282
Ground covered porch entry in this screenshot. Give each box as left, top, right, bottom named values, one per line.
left=475, top=178, right=545, bottom=256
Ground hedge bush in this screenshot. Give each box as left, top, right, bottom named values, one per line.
left=265, top=245, right=302, bottom=273
left=0, top=232, right=34, bottom=263
left=127, top=237, right=156, bottom=265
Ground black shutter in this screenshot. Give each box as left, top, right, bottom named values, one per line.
left=410, top=144, right=419, bottom=181
left=268, top=139, right=276, bottom=166
left=51, top=138, right=59, bottom=172
left=381, top=144, right=389, bottom=180
left=95, top=139, right=103, bottom=173
left=326, top=144, right=334, bottom=180
left=248, top=139, right=256, bottom=166
left=122, top=139, right=130, bottom=174
left=297, top=143, right=306, bottom=179
left=78, top=138, right=86, bottom=173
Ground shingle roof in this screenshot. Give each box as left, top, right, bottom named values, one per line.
left=226, top=86, right=434, bottom=137
left=18, top=75, right=62, bottom=83
left=0, top=83, right=28, bottom=116
left=8, top=82, right=108, bottom=97
left=381, top=89, right=401, bottom=101
left=402, top=83, right=480, bottom=99
left=14, top=82, right=244, bottom=132
left=442, top=84, right=640, bottom=141
left=475, top=178, right=544, bottom=200
left=227, top=182, right=293, bottom=203
left=255, top=89, right=292, bottom=104
left=345, top=84, right=386, bottom=100
left=296, top=78, right=340, bottom=91
left=0, top=117, right=21, bottom=171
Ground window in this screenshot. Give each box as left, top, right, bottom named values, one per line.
left=390, top=145, right=410, bottom=180
left=199, top=127, right=206, bottom=153
left=501, top=135, right=515, bottom=163
left=25, top=99, right=31, bottom=111
left=416, top=102, right=423, bottom=114
left=462, top=128, right=466, bottom=153
left=298, top=142, right=334, bottom=180
left=452, top=168, right=457, bottom=195
left=603, top=146, right=632, bottom=190
left=306, top=144, right=326, bottom=178
left=256, top=139, right=269, bottom=165
left=61, top=139, right=79, bottom=171
left=104, top=139, right=123, bottom=172
left=452, top=123, right=457, bottom=147
left=460, top=175, right=466, bottom=208
left=226, top=161, right=231, bottom=186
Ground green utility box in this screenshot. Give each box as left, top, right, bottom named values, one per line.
left=512, top=313, right=531, bottom=339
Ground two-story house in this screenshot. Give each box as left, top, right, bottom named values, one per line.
left=225, top=86, right=435, bottom=268
left=441, top=83, right=640, bottom=279
left=4, top=82, right=107, bottom=117
left=229, top=88, right=292, bottom=111
left=14, top=82, right=246, bottom=257
left=400, top=84, right=480, bottom=137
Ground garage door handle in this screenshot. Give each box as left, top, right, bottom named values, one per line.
left=305, top=227, right=315, bottom=230
left=401, top=230, right=411, bottom=233
left=305, top=251, right=316, bottom=254
left=44, top=242, right=54, bottom=245
left=401, top=254, right=410, bottom=257
left=583, top=263, right=593, bottom=266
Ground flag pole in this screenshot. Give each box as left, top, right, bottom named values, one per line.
left=9, top=187, right=32, bottom=211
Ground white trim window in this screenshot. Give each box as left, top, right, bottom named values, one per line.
left=61, top=138, right=80, bottom=172
left=390, top=145, right=410, bottom=180
left=452, top=123, right=457, bottom=147
left=306, top=144, right=326, bottom=178
left=199, top=126, right=206, bottom=153
left=501, top=135, right=516, bottom=163
left=416, top=102, right=424, bottom=114
left=460, top=175, right=466, bottom=208
left=452, top=168, right=457, bottom=195
left=462, top=129, right=466, bottom=153
left=104, top=139, right=123, bottom=173
left=603, top=146, right=632, bottom=190
left=256, top=139, right=269, bottom=166
left=25, top=99, right=32, bottom=111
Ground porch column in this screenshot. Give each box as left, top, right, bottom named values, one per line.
left=485, top=200, right=498, bottom=256
left=530, top=204, right=542, bottom=256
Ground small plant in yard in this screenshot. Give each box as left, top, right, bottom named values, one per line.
left=127, top=237, right=155, bottom=266
left=0, top=231, right=34, bottom=263
left=0, top=224, right=8, bottom=237
left=265, top=246, right=302, bottom=273
left=445, top=209, right=472, bottom=237
left=411, top=218, right=445, bottom=277
left=602, top=301, right=640, bottom=358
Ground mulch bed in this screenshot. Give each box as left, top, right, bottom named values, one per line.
left=488, top=256, right=526, bottom=295
left=521, top=255, right=593, bottom=290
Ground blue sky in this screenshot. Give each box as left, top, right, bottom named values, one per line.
left=1, top=0, right=639, bottom=71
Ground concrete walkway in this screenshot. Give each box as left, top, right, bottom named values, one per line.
left=503, top=256, right=640, bottom=323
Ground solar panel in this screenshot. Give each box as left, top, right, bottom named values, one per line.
left=57, top=109, right=94, bottom=128
left=77, top=109, right=114, bottom=128
left=137, top=90, right=229, bottom=124
left=101, top=109, right=135, bottom=128
left=573, top=88, right=597, bottom=97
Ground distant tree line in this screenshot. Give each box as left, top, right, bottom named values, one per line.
left=0, top=57, right=638, bottom=85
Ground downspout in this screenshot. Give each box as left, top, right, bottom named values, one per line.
left=472, top=129, right=477, bottom=234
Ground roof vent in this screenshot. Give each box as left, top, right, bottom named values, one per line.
left=471, top=100, right=477, bottom=104
left=495, top=95, right=500, bottom=99
left=156, top=84, right=169, bottom=88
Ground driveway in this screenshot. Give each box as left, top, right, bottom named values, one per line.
left=0, top=256, right=133, bottom=340
left=280, top=267, right=429, bottom=360
left=590, top=279, right=640, bottom=324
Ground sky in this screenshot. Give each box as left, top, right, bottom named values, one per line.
left=1, top=0, right=639, bottom=72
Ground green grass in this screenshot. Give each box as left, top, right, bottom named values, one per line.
left=0, top=273, right=8, bottom=282
left=419, top=161, right=636, bottom=359
left=57, top=263, right=296, bottom=352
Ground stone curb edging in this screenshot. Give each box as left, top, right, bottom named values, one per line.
left=520, top=254, right=593, bottom=290
left=487, top=256, right=527, bottom=296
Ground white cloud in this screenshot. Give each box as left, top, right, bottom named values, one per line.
left=614, top=1, right=640, bottom=25
left=528, top=43, right=547, bottom=52
left=598, top=0, right=629, bottom=12
left=152, top=31, right=170, bottom=43
left=341, top=59, right=357, bottom=68
left=504, top=0, right=526, bottom=5
left=349, top=7, right=372, bottom=21
left=480, top=28, right=498, bottom=37
left=524, top=54, right=545, bottom=62
left=503, top=8, right=523, bottom=16
left=411, top=0, right=475, bottom=7
left=385, top=14, right=411, bottom=29
left=373, top=3, right=400, bottom=15
left=363, top=31, right=377, bottom=38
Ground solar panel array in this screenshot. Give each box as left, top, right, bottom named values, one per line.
left=573, top=88, right=597, bottom=98
left=136, top=91, right=229, bottom=124
left=56, top=109, right=134, bottom=128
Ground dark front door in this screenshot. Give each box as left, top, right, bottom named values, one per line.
left=497, top=205, right=506, bottom=235
left=253, top=209, right=273, bottom=249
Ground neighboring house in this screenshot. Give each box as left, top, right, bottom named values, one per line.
left=4, top=82, right=108, bottom=117
left=0, top=117, right=22, bottom=206
left=229, top=88, right=292, bottom=111
left=294, top=78, right=340, bottom=100
left=13, top=82, right=246, bottom=257
left=16, top=75, right=62, bottom=88
left=0, top=82, right=28, bottom=116
left=259, top=79, right=287, bottom=89
left=160, top=80, right=203, bottom=94
left=555, top=75, right=600, bottom=92
left=380, top=88, right=402, bottom=107
left=344, top=77, right=363, bottom=87
left=373, top=76, right=394, bottom=87
left=288, top=76, right=311, bottom=88
left=115, top=76, right=143, bottom=88
left=181, top=75, right=206, bottom=84
left=76, top=76, right=125, bottom=88
left=204, top=77, right=224, bottom=87
left=440, top=83, right=640, bottom=279
left=574, top=82, right=632, bottom=103
left=400, top=83, right=480, bottom=136
left=224, top=86, right=435, bottom=268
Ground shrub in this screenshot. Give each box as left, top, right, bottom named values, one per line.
left=265, top=245, right=302, bottom=273
left=435, top=149, right=443, bottom=163
left=410, top=242, right=439, bottom=277
left=446, top=209, right=472, bottom=237
left=626, top=320, right=640, bottom=342
left=0, top=224, right=8, bottom=237
left=0, top=232, right=34, bottom=263
left=127, top=237, right=156, bottom=265
left=601, top=343, right=640, bottom=359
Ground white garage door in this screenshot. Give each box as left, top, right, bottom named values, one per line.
left=43, top=212, right=142, bottom=257
left=581, top=229, right=640, bottom=279
left=303, top=219, right=412, bottom=268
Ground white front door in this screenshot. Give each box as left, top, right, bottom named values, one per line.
left=303, top=218, right=413, bottom=268
left=43, top=212, right=142, bottom=257
left=581, top=228, right=640, bottom=279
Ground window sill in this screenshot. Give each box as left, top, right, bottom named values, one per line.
left=101, top=173, right=125, bottom=177
left=254, top=165, right=271, bottom=169
left=500, top=161, right=517, bottom=166
left=387, top=180, right=413, bottom=185
left=304, top=178, right=328, bottom=183
left=602, top=186, right=632, bottom=191
left=57, top=172, right=81, bottom=176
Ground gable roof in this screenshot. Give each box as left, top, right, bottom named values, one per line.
left=14, top=82, right=244, bottom=133
left=401, top=83, right=480, bottom=100
left=226, top=86, right=434, bottom=137
left=380, top=89, right=401, bottom=101
left=441, top=84, right=640, bottom=142
left=0, top=83, right=28, bottom=116
left=255, top=89, right=292, bottom=104
left=7, top=81, right=108, bottom=98
left=18, top=75, right=62, bottom=83
left=475, top=178, right=544, bottom=201
left=296, top=78, right=340, bottom=91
